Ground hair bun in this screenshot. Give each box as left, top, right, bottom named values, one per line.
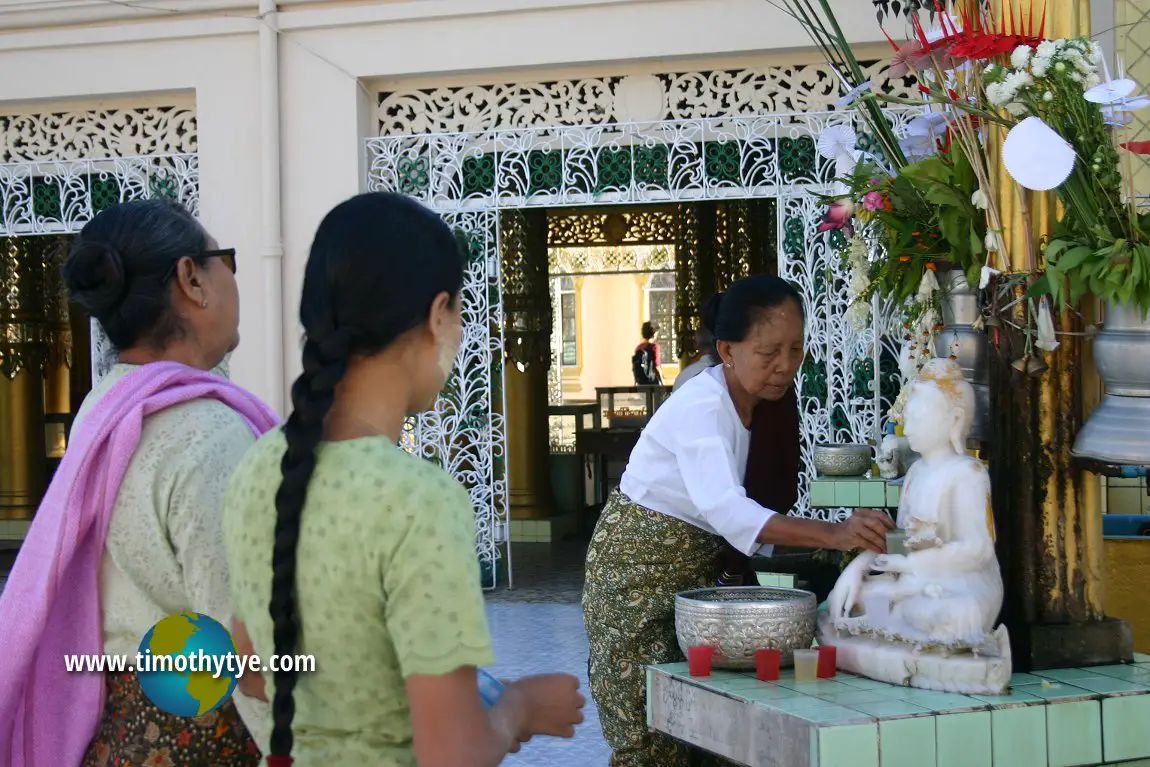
left=700, top=291, right=725, bottom=335
left=63, top=241, right=129, bottom=319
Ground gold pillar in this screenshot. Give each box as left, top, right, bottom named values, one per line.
left=505, top=362, right=552, bottom=519
left=988, top=0, right=1130, bottom=668
left=0, top=237, right=52, bottom=521
left=0, top=371, right=46, bottom=520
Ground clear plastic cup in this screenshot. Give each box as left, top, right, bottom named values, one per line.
left=793, top=648, right=818, bottom=682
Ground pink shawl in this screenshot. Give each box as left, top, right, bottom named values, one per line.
left=0, top=361, right=280, bottom=767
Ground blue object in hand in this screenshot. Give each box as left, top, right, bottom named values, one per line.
left=478, top=668, right=505, bottom=710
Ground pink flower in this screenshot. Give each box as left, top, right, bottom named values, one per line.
left=817, top=199, right=855, bottom=238
left=862, top=191, right=887, bottom=212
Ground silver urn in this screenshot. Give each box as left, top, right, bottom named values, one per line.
left=1073, top=300, right=1150, bottom=465
left=934, top=269, right=990, bottom=441
left=813, top=443, right=873, bottom=477
left=675, top=586, right=817, bottom=669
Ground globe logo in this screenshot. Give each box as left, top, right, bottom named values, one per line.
left=136, top=612, right=240, bottom=717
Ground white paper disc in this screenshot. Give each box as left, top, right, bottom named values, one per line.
left=1084, top=78, right=1137, bottom=104
left=1003, top=117, right=1076, bottom=191
left=817, top=124, right=857, bottom=161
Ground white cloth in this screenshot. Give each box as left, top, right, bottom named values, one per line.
left=619, top=365, right=776, bottom=556
left=672, top=353, right=718, bottom=392
left=71, top=362, right=270, bottom=754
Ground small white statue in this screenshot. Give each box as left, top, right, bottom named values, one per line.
left=819, top=358, right=1011, bottom=694
left=876, top=434, right=904, bottom=479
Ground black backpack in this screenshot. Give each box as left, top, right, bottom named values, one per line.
left=632, top=344, right=659, bottom=385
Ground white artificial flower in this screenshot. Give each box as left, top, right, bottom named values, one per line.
left=1006, top=102, right=1028, bottom=117
left=1005, top=71, right=1034, bottom=93
left=985, top=230, right=1003, bottom=253
left=1036, top=40, right=1058, bottom=60
left=1090, top=42, right=1104, bottom=64
left=1036, top=296, right=1060, bottom=352
left=1043, top=91, right=1054, bottom=102
left=1032, top=59, right=1050, bottom=78
left=985, top=82, right=1007, bottom=106
left=972, top=188, right=989, bottom=210
left=1011, top=45, right=1033, bottom=70
left=978, top=265, right=1001, bottom=289
left=1084, top=74, right=1102, bottom=91
left=846, top=302, right=871, bottom=331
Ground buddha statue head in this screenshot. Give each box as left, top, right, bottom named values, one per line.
left=902, top=358, right=975, bottom=457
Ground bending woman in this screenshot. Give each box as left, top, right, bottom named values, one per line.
left=0, top=200, right=277, bottom=766
left=582, top=274, right=893, bottom=767
left=221, top=192, right=585, bottom=766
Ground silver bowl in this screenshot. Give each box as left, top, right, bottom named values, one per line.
left=674, top=586, right=817, bottom=669
left=813, top=443, right=873, bottom=477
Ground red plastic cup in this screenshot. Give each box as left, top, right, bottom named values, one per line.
left=817, top=645, right=837, bottom=678
left=688, top=646, right=714, bottom=677
left=755, top=649, right=781, bottom=681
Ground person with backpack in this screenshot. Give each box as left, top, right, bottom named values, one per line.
left=631, top=321, right=663, bottom=386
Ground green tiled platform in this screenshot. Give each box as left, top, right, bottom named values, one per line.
left=647, top=652, right=1150, bottom=767
left=809, top=477, right=900, bottom=509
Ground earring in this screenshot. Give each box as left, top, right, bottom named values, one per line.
left=725, top=361, right=733, bottom=368
left=201, top=300, right=209, bottom=308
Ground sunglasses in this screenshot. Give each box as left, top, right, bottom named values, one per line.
left=203, top=248, right=237, bottom=274
left=163, top=248, right=237, bottom=282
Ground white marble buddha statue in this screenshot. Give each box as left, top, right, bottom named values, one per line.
left=819, top=358, right=1011, bottom=694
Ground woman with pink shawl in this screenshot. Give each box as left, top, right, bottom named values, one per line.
left=0, top=200, right=279, bottom=767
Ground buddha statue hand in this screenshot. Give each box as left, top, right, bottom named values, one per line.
left=872, top=553, right=909, bottom=573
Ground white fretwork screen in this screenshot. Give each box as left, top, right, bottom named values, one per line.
left=0, top=105, right=200, bottom=383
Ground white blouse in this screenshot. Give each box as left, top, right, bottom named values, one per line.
left=619, top=365, right=776, bottom=556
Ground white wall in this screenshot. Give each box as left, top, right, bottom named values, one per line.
left=0, top=0, right=895, bottom=406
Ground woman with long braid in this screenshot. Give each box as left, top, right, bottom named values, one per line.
left=221, top=192, right=585, bottom=766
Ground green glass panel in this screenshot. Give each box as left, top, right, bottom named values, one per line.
left=778, top=136, right=817, bottom=182
left=783, top=217, right=806, bottom=259
left=801, top=357, right=828, bottom=403
left=852, top=358, right=874, bottom=400
left=148, top=174, right=178, bottom=202
left=462, top=155, right=495, bottom=197
left=704, top=141, right=740, bottom=184
left=879, top=347, right=901, bottom=404
left=831, top=404, right=850, bottom=434
left=31, top=179, right=61, bottom=219
left=596, top=148, right=632, bottom=191
left=528, top=150, right=563, bottom=196
left=396, top=155, right=430, bottom=196
left=633, top=145, right=668, bottom=187
left=90, top=177, right=121, bottom=213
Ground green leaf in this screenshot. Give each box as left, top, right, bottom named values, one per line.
left=1055, top=245, right=1094, bottom=273
left=940, top=210, right=967, bottom=259
left=923, top=185, right=968, bottom=209
left=901, top=157, right=951, bottom=187
left=970, top=230, right=984, bottom=260
left=966, top=263, right=982, bottom=292
left=1028, top=274, right=1052, bottom=301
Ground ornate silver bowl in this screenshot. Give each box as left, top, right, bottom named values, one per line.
left=813, top=443, right=873, bottom=477
left=674, top=586, right=817, bottom=669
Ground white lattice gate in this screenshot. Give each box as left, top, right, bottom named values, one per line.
left=366, top=98, right=920, bottom=589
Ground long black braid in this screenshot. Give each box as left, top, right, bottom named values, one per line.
left=268, top=330, right=350, bottom=758
left=264, top=191, right=464, bottom=764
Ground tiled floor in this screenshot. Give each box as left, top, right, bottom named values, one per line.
left=482, top=540, right=612, bottom=766
left=486, top=602, right=610, bottom=766
left=485, top=541, right=589, bottom=604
